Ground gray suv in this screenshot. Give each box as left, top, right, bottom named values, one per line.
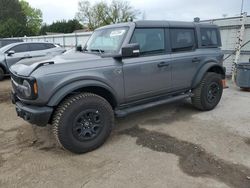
left=0, top=42, right=65, bottom=80
left=10, top=21, right=225, bottom=153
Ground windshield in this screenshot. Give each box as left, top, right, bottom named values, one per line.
left=85, top=27, right=128, bottom=53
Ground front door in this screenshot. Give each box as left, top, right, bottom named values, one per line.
left=5, top=43, right=30, bottom=68
left=122, top=28, right=172, bottom=102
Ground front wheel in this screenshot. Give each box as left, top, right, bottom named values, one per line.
left=52, top=93, right=114, bottom=154
left=191, top=72, right=223, bottom=111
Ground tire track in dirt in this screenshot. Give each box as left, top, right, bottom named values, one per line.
left=121, top=125, right=250, bottom=188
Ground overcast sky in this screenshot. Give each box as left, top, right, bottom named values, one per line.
left=26, top=0, right=250, bottom=24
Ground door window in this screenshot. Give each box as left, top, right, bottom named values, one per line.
left=29, top=43, right=47, bottom=51
left=170, top=28, right=195, bottom=52
left=9, top=44, right=29, bottom=53
left=130, top=28, right=165, bottom=55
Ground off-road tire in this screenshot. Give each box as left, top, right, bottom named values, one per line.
left=0, top=67, right=4, bottom=81
left=192, top=72, right=223, bottom=111
left=52, top=92, right=114, bottom=154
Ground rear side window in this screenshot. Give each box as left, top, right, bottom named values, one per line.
left=29, top=43, right=47, bottom=51
left=200, top=28, right=220, bottom=47
left=44, top=43, right=56, bottom=49
left=130, top=28, right=165, bottom=55
left=9, top=44, right=29, bottom=53
left=170, top=28, right=195, bottom=52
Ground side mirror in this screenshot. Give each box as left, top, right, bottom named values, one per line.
left=7, top=50, right=15, bottom=56
left=121, top=43, right=140, bottom=58
left=76, top=45, right=82, bottom=52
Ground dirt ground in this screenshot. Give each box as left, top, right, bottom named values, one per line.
left=0, top=78, right=250, bottom=188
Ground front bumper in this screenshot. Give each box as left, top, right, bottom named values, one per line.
left=12, top=93, right=53, bottom=127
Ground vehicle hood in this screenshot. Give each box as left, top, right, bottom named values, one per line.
left=10, top=51, right=102, bottom=77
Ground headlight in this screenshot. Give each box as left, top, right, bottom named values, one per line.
left=22, top=80, right=32, bottom=97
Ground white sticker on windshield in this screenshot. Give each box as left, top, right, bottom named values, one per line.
left=110, top=30, right=126, bottom=37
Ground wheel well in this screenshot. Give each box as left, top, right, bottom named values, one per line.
left=207, top=66, right=225, bottom=78
left=0, top=64, right=6, bottom=74
left=63, top=86, right=117, bottom=109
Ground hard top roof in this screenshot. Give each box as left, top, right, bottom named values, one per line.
left=97, top=20, right=218, bottom=30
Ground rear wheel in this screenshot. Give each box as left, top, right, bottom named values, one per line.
left=0, top=67, right=4, bottom=81
left=52, top=92, right=114, bottom=154
left=192, top=72, right=223, bottom=111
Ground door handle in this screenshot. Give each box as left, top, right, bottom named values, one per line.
left=157, top=62, right=169, bottom=68
left=192, top=57, right=201, bottom=63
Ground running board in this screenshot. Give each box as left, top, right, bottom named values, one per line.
left=115, top=93, right=192, bottom=117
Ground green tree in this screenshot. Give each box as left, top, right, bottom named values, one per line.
left=0, top=0, right=26, bottom=24
left=0, top=0, right=42, bottom=37
left=0, top=18, right=26, bottom=38
left=20, top=0, right=43, bottom=36
left=40, top=19, right=83, bottom=35
left=76, top=0, right=140, bottom=30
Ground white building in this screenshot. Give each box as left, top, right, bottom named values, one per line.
left=201, top=14, right=250, bottom=75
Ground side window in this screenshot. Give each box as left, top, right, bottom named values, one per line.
left=9, top=44, right=29, bottom=53
left=200, top=28, right=220, bottom=47
left=44, top=43, right=56, bottom=49
left=170, top=28, right=195, bottom=52
left=130, top=28, right=165, bottom=55
left=29, top=43, right=47, bottom=51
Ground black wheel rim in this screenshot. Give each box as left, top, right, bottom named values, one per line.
left=207, top=82, right=220, bottom=104
left=72, top=109, right=103, bottom=141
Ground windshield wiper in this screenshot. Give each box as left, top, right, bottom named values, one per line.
left=90, top=49, right=105, bottom=54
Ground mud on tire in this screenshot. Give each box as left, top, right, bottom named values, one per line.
left=52, top=92, right=114, bottom=154
left=191, top=72, right=223, bottom=111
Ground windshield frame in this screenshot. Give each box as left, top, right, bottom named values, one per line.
left=85, top=26, right=129, bottom=54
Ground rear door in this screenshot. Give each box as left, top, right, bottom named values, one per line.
left=5, top=43, right=30, bottom=68
left=28, top=43, right=49, bottom=58
left=122, top=28, right=172, bottom=102
left=170, top=28, right=200, bottom=90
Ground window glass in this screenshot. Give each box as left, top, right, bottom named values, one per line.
left=170, top=28, right=195, bottom=52
left=29, top=43, right=47, bottom=51
left=130, top=28, right=165, bottom=55
left=44, top=43, right=56, bottom=49
left=200, top=28, right=219, bottom=47
left=86, top=27, right=128, bottom=52
left=10, top=44, right=29, bottom=53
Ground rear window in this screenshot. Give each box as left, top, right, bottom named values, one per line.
left=200, top=28, right=220, bottom=47
left=44, top=43, right=56, bottom=49
left=170, top=28, right=196, bottom=52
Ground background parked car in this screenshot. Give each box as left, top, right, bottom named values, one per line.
left=0, top=39, right=23, bottom=48
left=0, top=42, right=65, bottom=80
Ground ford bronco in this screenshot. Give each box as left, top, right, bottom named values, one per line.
left=10, top=20, right=225, bottom=153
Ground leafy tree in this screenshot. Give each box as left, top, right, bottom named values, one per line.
left=0, top=18, right=26, bottom=38
left=0, top=0, right=42, bottom=37
left=40, top=19, right=83, bottom=35
left=0, top=0, right=26, bottom=24
left=76, top=0, right=140, bottom=30
left=20, top=0, right=43, bottom=36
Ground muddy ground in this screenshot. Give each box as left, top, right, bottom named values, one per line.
left=0, top=78, right=250, bottom=188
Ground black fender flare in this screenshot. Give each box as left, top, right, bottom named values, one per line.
left=191, top=62, right=226, bottom=89
left=47, top=79, right=118, bottom=107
